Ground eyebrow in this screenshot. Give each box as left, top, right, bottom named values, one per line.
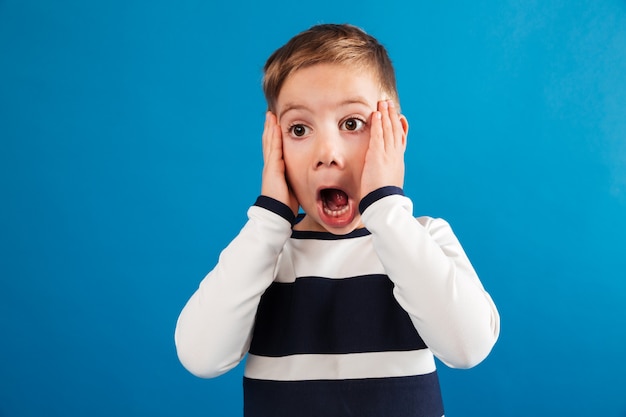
left=278, top=103, right=309, bottom=120
left=278, top=97, right=373, bottom=120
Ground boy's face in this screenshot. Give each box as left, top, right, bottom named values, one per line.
left=276, top=63, right=389, bottom=234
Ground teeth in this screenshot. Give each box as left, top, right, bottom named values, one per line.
left=323, top=204, right=350, bottom=217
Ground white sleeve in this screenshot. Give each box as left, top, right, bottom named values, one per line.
left=174, top=198, right=293, bottom=378
left=360, top=188, right=500, bottom=369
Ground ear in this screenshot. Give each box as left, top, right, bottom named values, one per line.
left=399, top=114, right=409, bottom=146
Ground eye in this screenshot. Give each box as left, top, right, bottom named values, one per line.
left=341, top=117, right=365, bottom=132
left=289, top=124, right=311, bottom=137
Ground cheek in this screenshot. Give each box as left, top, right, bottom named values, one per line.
left=282, top=144, right=306, bottom=188
left=282, top=144, right=299, bottom=175
left=350, top=138, right=370, bottom=172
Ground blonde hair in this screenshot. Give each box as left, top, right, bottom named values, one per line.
left=263, top=24, right=399, bottom=112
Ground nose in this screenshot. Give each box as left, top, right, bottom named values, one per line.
left=315, top=129, right=345, bottom=169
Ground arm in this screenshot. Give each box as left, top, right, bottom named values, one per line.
left=175, top=112, right=297, bottom=378
left=174, top=198, right=293, bottom=378
left=360, top=188, right=500, bottom=368
left=359, top=101, right=499, bottom=368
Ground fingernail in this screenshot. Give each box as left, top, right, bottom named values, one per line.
left=376, top=111, right=382, bottom=119
left=388, top=100, right=395, bottom=108
left=380, top=101, right=388, bottom=109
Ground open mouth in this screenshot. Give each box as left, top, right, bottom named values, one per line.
left=320, top=188, right=350, bottom=217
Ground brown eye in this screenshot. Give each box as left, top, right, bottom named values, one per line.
left=341, top=118, right=364, bottom=131
left=290, top=124, right=309, bottom=137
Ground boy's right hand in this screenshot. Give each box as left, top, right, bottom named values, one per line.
left=261, top=112, right=299, bottom=215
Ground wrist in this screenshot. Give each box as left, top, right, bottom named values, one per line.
left=255, top=195, right=297, bottom=226
left=359, top=186, right=404, bottom=214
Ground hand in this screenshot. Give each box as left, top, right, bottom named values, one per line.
left=360, top=100, right=408, bottom=198
left=261, top=112, right=299, bottom=215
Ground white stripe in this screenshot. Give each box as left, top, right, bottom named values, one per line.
left=276, top=235, right=386, bottom=282
left=244, top=349, right=436, bottom=381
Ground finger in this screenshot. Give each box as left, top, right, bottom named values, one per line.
left=379, top=100, right=394, bottom=152
left=388, top=100, right=405, bottom=149
left=265, top=112, right=282, bottom=164
left=262, top=111, right=273, bottom=163
left=369, top=110, right=384, bottom=153
left=261, top=111, right=270, bottom=163
left=271, top=114, right=283, bottom=157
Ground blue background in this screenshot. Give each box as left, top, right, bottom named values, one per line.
left=1, top=1, right=625, bottom=416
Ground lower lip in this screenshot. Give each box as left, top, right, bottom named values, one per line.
left=317, top=200, right=356, bottom=228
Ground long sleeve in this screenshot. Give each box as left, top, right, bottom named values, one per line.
left=174, top=197, right=294, bottom=378
left=360, top=187, right=500, bottom=369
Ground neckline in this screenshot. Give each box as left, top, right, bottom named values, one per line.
left=290, top=227, right=371, bottom=240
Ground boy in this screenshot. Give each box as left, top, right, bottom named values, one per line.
left=175, top=24, right=500, bottom=417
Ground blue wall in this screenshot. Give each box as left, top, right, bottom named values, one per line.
left=1, top=1, right=625, bottom=416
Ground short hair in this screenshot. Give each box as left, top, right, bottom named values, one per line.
left=263, top=24, right=399, bottom=112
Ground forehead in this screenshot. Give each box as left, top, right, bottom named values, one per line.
left=276, top=63, right=386, bottom=117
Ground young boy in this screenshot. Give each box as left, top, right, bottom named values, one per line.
left=175, top=24, right=500, bottom=417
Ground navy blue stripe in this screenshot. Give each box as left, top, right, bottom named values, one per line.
left=254, top=195, right=296, bottom=225
left=249, top=275, right=426, bottom=356
left=359, top=186, right=404, bottom=214
left=244, top=373, right=444, bottom=417
left=291, top=227, right=371, bottom=240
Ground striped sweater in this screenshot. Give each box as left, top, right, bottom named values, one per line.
left=175, top=187, right=500, bottom=417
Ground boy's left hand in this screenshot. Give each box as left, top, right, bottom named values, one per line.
left=360, top=100, right=408, bottom=198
